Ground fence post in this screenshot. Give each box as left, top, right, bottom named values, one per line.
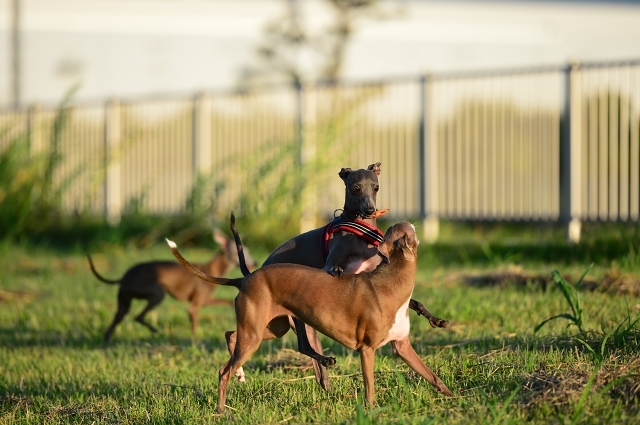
left=560, top=62, right=582, bottom=243
left=104, top=99, right=122, bottom=226
left=27, top=103, right=43, bottom=156
left=420, top=75, right=439, bottom=243
left=299, top=83, right=317, bottom=233
left=193, top=92, right=212, bottom=177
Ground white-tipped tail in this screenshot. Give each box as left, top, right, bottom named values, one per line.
left=165, top=238, right=177, bottom=249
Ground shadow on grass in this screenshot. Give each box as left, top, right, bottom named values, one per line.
left=0, top=379, right=213, bottom=421
left=420, top=239, right=637, bottom=268
left=0, top=325, right=232, bottom=352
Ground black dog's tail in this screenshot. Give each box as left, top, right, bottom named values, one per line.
left=166, top=238, right=243, bottom=290
left=85, top=252, right=121, bottom=285
left=77, top=209, right=120, bottom=285
left=229, top=212, right=251, bottom=277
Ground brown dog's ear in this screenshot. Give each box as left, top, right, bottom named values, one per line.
left=213, top=229, right=229, bottom=250
left=367, top=162, right=382, bottom=176
left=395, top=235, right=416, bottom=261
left=339, top=168, right=353, bottom=183
left=377, top=242, right=390, bottom=263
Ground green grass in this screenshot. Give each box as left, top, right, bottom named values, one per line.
left=1, top=237, right=639, bottom=424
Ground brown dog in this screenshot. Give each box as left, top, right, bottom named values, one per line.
left=256, top=162, right=448, bottom=390
left=167, top=222, right=453, bottom=413
left=87, top=230, right=256, bottom=341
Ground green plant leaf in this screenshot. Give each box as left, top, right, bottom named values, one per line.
left=534, top=313, right=577, bottom=333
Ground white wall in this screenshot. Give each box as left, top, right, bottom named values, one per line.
left=1, top=0, right=640, bottom=107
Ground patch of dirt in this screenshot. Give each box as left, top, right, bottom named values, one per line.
left=460, top=266, right=551, bottom=291
left=519, top=356, right=640, bottom=412
left=0, top=394, right=31, bottom=409
left=46, top=403, right=108, bottom=421
left=456, top=266, right=640, bottom=296
left=52, top=259, right=77, bottom=274
left=265, top=348, right=313, bottom=372
left=581, top=272, right=640, bottom=297
left=0, top=289, right=37, bottom=303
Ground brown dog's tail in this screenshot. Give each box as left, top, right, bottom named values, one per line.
left=166, top=238, right=242, bottom=290
left=85, top=252, right=121, bottom=285
left=229, top=212, right=251, bottom=277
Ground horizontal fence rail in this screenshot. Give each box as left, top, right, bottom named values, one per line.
left=1, top=60, right=640, bottom=241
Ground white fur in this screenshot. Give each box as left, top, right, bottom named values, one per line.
left=165, top=239, right=177, bottom=248
left=377, top=295, right=412, bottom=348
left=235, top=366, right=246, bottom=383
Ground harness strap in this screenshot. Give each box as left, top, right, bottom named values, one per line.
left=321, top=217, right=384, bottom=262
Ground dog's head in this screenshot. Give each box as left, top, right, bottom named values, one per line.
left=339, top=162, right=381, bottom=218
left=213, top=229, right=257, bottom=272
left=377, top=222, right=419, bottom=264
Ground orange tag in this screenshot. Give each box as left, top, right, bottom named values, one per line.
left=371, top=208, right=389, bottom=218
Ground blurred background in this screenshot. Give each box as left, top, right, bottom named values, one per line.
left=1, top=0, right=640, bottom=250
left=4, top=4, right=640, bottom=422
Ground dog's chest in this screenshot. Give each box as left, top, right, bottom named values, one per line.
left=377, top=295, right=412, bottom=348
left=344, top=254, right=380, bottom=274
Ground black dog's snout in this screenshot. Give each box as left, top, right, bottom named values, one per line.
left=364, top=206, right=376, bottom=216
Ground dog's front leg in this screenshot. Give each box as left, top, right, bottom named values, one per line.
left=322, top=238, right=353, bottom=277
left=291, top=317, right=336, bottom=367
left=391, top=337, right=453, bottom=396
left=359, top=346, right=377, bottom=405
left=408, top=299, right=449, bottom=328
left=289, top=317, right=334, bottom=390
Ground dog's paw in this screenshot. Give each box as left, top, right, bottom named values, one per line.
left=319, top=356, right=337, bottom=367
left=429, top=317, right=449, bottom=328
left=327, top=266, right=344, bottom=277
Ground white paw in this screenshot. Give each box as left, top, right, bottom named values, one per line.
left=235, top=367, right=246, bottom=383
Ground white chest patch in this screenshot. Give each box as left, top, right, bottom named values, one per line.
left=377, top=295, right=412, bottom=348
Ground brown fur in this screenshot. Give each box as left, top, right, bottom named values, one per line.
left=167, top=222, right=453, bottom=413
left=242, top=163, right=448, bottom=390
left=87, top=230, right=256, bottom=341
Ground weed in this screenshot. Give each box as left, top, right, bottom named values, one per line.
left=535, top=265, right=592, bottom=334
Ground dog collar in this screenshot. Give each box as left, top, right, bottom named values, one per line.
left=321, top=217, right=384, bottom=262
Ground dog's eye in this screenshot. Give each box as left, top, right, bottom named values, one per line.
left=373, top=185, right=379, bottom=192
left=353, top=185, right=361, bottom=192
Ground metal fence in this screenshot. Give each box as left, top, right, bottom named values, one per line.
left=1, top=59, right=639, bottom=241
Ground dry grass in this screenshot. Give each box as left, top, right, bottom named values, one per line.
left=520, top=356, right=640, bottom=413
left=456, top=265, right=640, bottom=297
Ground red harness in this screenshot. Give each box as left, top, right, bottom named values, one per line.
left=321, top=217, right=384, bottom=262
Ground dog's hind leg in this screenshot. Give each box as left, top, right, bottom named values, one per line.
left=134, top=289, right=165, bottom=334
left=218, top=329, right=263, bottom=414
left=104, top=292, right=132, bottom=342
left=187, top=304, right=200, bottom=334
left=225, top=317, right=292, bottom=384
left=224, top=330, right=246, bottom=383
left=391, top=337, right=453, bottom=396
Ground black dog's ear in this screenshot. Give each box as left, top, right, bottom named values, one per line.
left=339, top=168, right=353, bottom=183
left=367, top=162, right=381, bottom=176
left=377, top=241, right=390, bottom=264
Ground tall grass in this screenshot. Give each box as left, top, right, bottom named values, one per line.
left=0, top=97, right=73, bottom=243
left=188, top=88, right=382, bottom=249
